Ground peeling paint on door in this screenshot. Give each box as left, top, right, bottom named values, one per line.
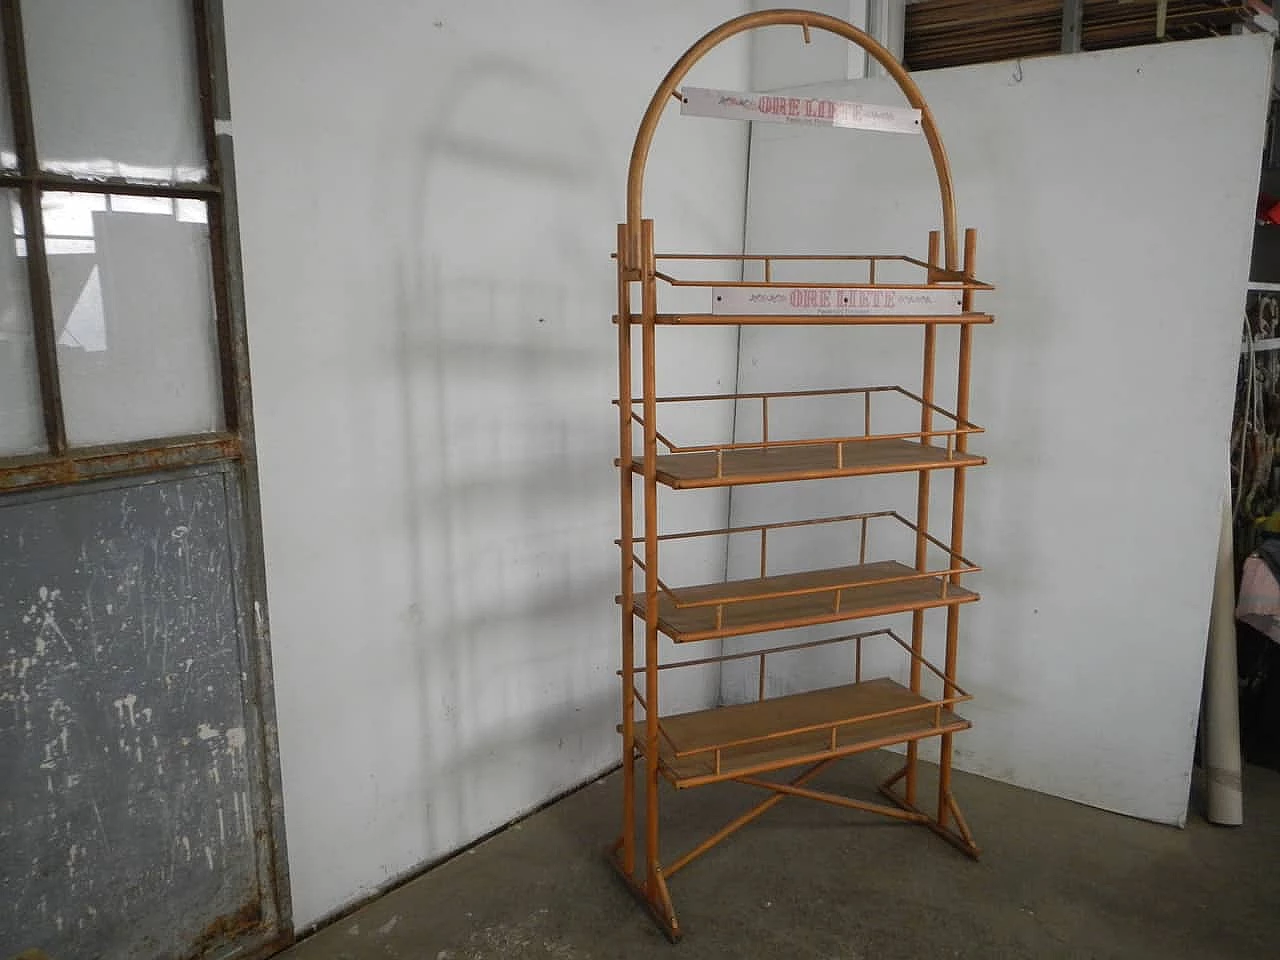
left=0, top=471, right=265, bottom=959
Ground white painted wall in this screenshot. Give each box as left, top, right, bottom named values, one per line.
left=726, top=35, right=1272, bottom=825
left=748, top=0, right=907, bottom=87
left=750, top=0, right=863, bottom=90
left=222, top=0, right=752, bottom=929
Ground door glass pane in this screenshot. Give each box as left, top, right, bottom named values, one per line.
left=0, top=15, right=16, bottom=169
left=23, top=1, right=207, bottom=182
left=46, top=192, right=223, bottom=446
left=0, top=191, right=44, bottom=455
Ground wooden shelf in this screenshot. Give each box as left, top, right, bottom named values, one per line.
left=641, top=677, right=969, bottom=788
left=632, top=439, right=985, bottom=489
left=626, top=559, right=977, bottom=642
left=622, top=386, right=984, bottom=488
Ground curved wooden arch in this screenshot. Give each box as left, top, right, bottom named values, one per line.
left=626, top=8, right=959, bottom=270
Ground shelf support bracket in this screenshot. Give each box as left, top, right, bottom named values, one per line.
left=878, top=767, right=981, bottom=860
left=734, top=775, right=929, bottom=823
left=663, top=759, right=835, bottom=881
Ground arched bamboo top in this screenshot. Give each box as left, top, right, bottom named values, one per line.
left=626, top=8, right=958, bottom=270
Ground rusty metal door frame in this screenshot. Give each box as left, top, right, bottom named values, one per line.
left=0, top=1, right=291, bottom=955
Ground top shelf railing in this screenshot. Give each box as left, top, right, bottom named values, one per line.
left=647, top=251, right=993, bottom=291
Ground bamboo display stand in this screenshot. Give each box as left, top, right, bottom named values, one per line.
left=609, top=10, right=993, bottom=941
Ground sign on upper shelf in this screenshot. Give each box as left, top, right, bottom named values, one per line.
left=680, top=86, right=922, bottom=135
left=712, top=286, right=963, bottom=317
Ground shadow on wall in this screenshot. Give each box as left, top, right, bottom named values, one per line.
left=384, top=54, right=619, bottom=857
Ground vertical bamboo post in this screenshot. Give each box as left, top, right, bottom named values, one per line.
left=907, top=229, right=940, bottom=807
left=938, top=227, right=977, bottom=827
left=616, top=224, right=636, bottom=875
left=640, top=219, right=662, bottom=890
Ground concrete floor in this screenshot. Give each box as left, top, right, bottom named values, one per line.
left=282, top=754, right=1280, bottom=959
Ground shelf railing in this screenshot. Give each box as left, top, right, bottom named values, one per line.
left=620, top=385, right=982, bottom=478
left=643, top=251, right=992, bottom=290
left=620, top=510, right=979, bottom=619
left=624, top=386, right=972, bottom=450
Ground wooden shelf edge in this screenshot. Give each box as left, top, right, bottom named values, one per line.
left=622, top=561, right=979, bottom=642
left=631, top=453, right=987, bottom=489
left=662, top=718, right=969, bottom=788
left=629, top=591, right=979, bottom=643
left=619, top=437, right=987, bottom=489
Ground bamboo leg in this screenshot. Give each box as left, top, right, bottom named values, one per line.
left=905, top=740, right=920, bottom=808
left=936, top=730, right=954, bottom=828
left=948, top=790, right=975, bottom=846
left=606, top=841, right=682, bottom=942
left=936, top=592, right=963, bottom=827
left=908, top=297, right=937, bottom=807
left=639, top=220, right=663, bottom=902
left=616, top=224, right=636, bottom=875
left=933, top=227, right=975, bottom=839
left=934, top=228, right=975, bottom=831
left=652, top=866, right=677, bottom=931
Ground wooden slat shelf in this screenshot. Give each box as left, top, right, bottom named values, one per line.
left=626, top=559, right=977, bottom=642
left=640, top=677, right=969, bottom=788
left=623, top=311, right=995, bottom=326
left=621, top=386, right=983, bottom=487
left=632, top=438, right=984, bottom=488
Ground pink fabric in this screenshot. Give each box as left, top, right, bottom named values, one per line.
left=1237, top=555, right=1280, bottom=644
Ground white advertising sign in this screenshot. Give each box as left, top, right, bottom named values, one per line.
left=680, top=86, right=922, bottom=135
left=711, top=286, right=963, bottom=317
